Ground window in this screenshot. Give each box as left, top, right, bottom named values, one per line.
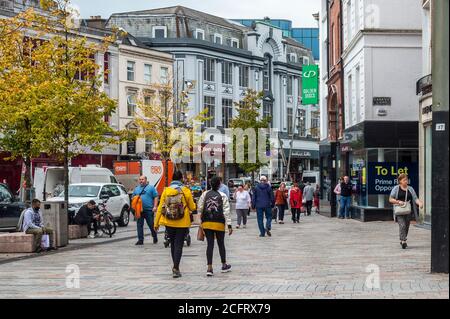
left=287, top=76, right=293, bottom=96
left=298, top=109, right=306, bottom=137
left=145, top=138, right=153, bottom=153
left=195, top=29, right=205, bottom=40
left=263, top=54, right=272, bottom=92
left=222, top=98, right=233, bottom=128
left=355, top=66, right=360, bottom=124
left=104, top=52, right=110, bottom=84
left=214, top=34, right=223, bottom=45
left=127, top=91, right=137, bottom=116
left=144, top=93, right=153, bottom=106
left=153, top=26, right=167, bottom=38
left=287, top=107, right=293, bottom=135
left=303, top=56, right=310, bottom=65
left=289, top=53, right=297, bottom=63
left=311, top=111, right=320, bottom=138
left=347, top=0, right=352, bottom=44
left=144, top=64, right=152, bottom=84
left=347, top=73, right=353, bottom=127
left=160, top=67, right=169, bottom=84
left=239, top=65, right=249, bottom=87
left=231, top=38, right=239, bottom=48
left=127, top=61, right=135, bottom=81
left=222, top=61, right=233, bottom=85
left=103, top=185, right=120, bottom=197
left=263, top=101, right=273, bottom=127
left=0, top=185, right=12, bottom=203
left=203, top=58, right=215, bottom=82
left=204, top=96, right=216, bottom=127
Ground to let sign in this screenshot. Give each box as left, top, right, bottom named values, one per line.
left=367, top=162, right=418, bottom=195
left=302, top=65, right=319, bottom=105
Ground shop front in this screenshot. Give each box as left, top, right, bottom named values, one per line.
left=341, top=121, right=419, bottom=221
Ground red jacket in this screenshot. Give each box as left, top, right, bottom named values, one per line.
left=289, top=188, right=302, bottom=209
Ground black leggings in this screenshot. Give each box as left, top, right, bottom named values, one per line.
left=204, top=229, right=226, bottom=265
left=166, top=227, right=188, bottom=270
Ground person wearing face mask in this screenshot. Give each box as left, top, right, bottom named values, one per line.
left=22, top=199, right=55, bottom=253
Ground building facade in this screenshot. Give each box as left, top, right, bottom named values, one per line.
left=417, top=0, right=433, bottom=225
left=233, top=18, right=320, bottom=62
left=106, top=6, right=318, bottom=181
left=319, top=0, right=345, bottom=217
left=340, top=0, right=422, bottom=221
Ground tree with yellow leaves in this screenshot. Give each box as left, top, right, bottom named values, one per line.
left=0, top=0, right=127, bottom=204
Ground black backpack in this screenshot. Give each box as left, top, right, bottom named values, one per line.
left=201, top=190, right=225, bottom=224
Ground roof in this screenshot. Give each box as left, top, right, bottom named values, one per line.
left=283, top=36, right=309, bottom=50
left=110, top=5, right=250, bottom=32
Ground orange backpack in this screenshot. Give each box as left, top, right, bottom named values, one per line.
left=131, top=186, right=147, bottom=219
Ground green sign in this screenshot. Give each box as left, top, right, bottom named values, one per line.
left=302, top=64, right=319, bottom=105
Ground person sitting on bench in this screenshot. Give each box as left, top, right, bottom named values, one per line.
left=22, top=199, right=55, bottom=253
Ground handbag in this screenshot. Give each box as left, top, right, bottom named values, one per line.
left=197, top=226, right=205, bottom=241
left=394, top=187, right=411, bottom=216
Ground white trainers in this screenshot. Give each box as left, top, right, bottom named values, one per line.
left=88, top=234, right=95, bottom=239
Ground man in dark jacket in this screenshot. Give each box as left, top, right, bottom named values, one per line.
left=252, top=176, right=275, bottom=237
left=74, top=200, right=99, bottom=238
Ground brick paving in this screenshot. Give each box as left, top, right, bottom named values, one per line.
left=0, top=211, right=448, bottom=299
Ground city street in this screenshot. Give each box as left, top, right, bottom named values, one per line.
left=0, top=211, right=447, bottom=299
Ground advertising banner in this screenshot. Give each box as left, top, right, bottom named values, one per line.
left=302, top=64, right=319, bottom=105
left=367, top=162, right=418, bottom=195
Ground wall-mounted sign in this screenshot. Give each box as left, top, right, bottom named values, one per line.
left=127, top=141, right=136, bottom=155
left=373, top=97, right=391, bottom=106
left=367, top=162, right=418, bottom=195
left=302, top=65, right=319, bottom=105
left=422, top=104, right=432, bottom=115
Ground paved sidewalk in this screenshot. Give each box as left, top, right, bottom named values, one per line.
left=0, top=212, right=448, bottom=299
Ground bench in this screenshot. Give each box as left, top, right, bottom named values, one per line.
left=68, top=225, right=89, bottom=240
left=0, top=232, right=36, bottom=253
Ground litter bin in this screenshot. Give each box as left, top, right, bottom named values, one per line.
left=42, top=201, right=68, bottom=247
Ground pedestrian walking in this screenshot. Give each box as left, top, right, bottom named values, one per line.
left=218, top=177, right=230, bottom=199
left=234, top=185, right=251, bottom=229
left=155, top=171, right=196, bottom=278
left=313, top=184, right=321, bottom=214
left=251, top=176, right=275, bottom=237
left=389, top=174, right=423, bottom=249
left=289, top=183, right=302, bottom=223
left=335, top=176, right=352, bottom=219
left=302, top=182, right=315, bottom=216
left=275, top=183, right=288, bottom=224
left=197, top=176, right=233, bottom=276
left=132, top=176, right=159, bottom=245
left=245, top=183, right=253, bottom=216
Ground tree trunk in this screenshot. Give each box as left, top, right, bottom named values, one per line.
left=64, top=146, right=69, bottom=210
left=164, top=157, right=169, bottom=187
left=23, top=156, right=33, bottom=204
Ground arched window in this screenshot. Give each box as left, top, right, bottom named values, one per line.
left=263, top=53, right=272, bottom=92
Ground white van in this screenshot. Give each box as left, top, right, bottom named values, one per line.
left=302, top=170, right=320, bottom=188
left=33, top=165, right=118, bottom=201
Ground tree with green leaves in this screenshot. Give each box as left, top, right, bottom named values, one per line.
left=230, top=89, right=272, bottom=182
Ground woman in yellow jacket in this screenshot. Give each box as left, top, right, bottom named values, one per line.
left=197, top=176, right=233, bottom=277
left=154, top=171, right=196, bottom=278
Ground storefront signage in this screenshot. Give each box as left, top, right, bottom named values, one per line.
left=422, top=104, right=432, bottom=115
left=367, top=162, right=418, bottom=195
left=373, top=97, right=391, bottom=106
left=302, top=65, right=319, bottom=105
left=127, top=141, right=136, bottom=155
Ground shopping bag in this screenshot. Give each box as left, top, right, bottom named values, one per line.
left=197, top=226, right=205, bottom=241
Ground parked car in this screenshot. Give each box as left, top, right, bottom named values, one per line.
left=34, top=165, right=119, bottom=201
left=48, top=183, right=131, bottom=227
left=0, top=183, right=27, bottom=232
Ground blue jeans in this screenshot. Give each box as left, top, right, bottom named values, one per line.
left=256, top=207, right=272, bottom=236
left=339, top=196, right=352, bottom=218
left=137, top=211, right=157, bottom=242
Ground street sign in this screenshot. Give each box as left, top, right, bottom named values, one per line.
left=302, top=65, right=319, bottom=105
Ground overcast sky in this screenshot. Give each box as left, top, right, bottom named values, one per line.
left=70, top=0, right=320, bottom=28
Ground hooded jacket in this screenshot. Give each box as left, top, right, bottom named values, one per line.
left=155, top=181, right=196, bottom=229
left=252, top=182, right=275, bottom=209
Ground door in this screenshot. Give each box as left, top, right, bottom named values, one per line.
left=100, top=185, right=120, bottom=217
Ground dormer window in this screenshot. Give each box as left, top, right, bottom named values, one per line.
left=231, top=38, right=239, bottom=48
left=152, top=26, right=167, bottom=38
left=214, top=34, right=223, bottom=45
left=195, top=29, right=205, bottom=40
left=289, top=53, right=297, bottom=63
left=302, top=56, right=310, bottom=65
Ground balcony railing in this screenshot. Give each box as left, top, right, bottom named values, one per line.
left=416, top=74, right=432, bottom=95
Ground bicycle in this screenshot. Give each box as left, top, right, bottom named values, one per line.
left=96, top=196, right=117, bottom=238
